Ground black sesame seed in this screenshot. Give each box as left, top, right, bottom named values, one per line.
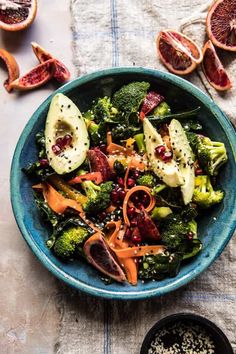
left=68, top=104, right=71, bottom=108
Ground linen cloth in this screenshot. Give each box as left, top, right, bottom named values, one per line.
left=70, top=0, right=236, bottom=350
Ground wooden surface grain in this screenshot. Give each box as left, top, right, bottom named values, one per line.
left=0, top=0, right=235, bottom=353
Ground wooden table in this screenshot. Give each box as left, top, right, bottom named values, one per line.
left=1, top=1, right=235, bottom=353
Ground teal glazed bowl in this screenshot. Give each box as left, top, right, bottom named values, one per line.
left=11, top=67, right=236, bottom=299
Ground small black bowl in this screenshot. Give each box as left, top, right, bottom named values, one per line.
left=140, top=313, right=233, bottom=354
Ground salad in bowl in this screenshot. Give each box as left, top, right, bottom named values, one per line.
left=23, top=81, right=228, bottom=286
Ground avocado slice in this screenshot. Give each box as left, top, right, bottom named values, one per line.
left=143, top=118, right=184, bottom=187
left=45, top=93, right=89, bottom=174
left=169, top=119, right=195, bottom=204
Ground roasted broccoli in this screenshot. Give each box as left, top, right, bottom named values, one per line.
left=187, top=133, right=227, bottom=176
left=160, top=214, right=192, bottom=249
left=93, top=96, right=118, bottom=123
left=159, top=213, right=202, bottom=259
left=81, top=180, right=113, bottom=214
left=137, top=174, right=156, bottom=188
left=153, top=101, right=171, bottom=117
left=111, top=124, right=140, bottom=141
left=53, top=226, right=89, bottom=259
left=139, top=252, right=182, bottom=280
left=84, top=119, right=107, bottom=145
left=112, top=81, right=150, bottom=117
left=192, top=175, right=224, bottom=208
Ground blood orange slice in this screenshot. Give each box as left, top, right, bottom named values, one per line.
left=156, top=29, right=203, bottom=75
left=206, top=0, right=236, bottom=52
left=0, top=48, right=19, bottom=92
left=31, top=42, right=71, bottom=83
left=84, top=233, right=126, bottom=282
left=202, top=40, right=232, bottom=91
left=9, top=59, right=54, bottom=91
left=0, top=0, right=37, bottom=31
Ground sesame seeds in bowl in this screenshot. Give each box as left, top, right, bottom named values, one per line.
left=140, top=313, right=233, bottom=354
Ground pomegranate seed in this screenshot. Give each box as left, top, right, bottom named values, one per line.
left=62, top=134, right=72, bottom=146
left=56, top=137, right=64, bottom=147
left=130, top=219, right=137, bottom=227
left=132, top=170, right=140, bottom=179
left=117, top=177, right=124, bottom=186
left=187, top=231, right=194, bottom=240
left=39, top=159, right=49, bottom=167
left=52, top=144, right=62, bottom=155
left=195, top=168, right=203, bottom=175
left=127, top=178, right=135, bottom=188
left=127, top=207, right=136, bottom=219
left=155, top=145, right=166, bottom=156
left=99, top=144, right=107, bottom=154
left=161, top=151, right=172, bottom=162
left=111, top=190, right=119, bottom=203
left=142, top=193, right=150, bottom=207
left=131, top=228, right=142, bottom=244
left=118, top=189, right=126, bottom=200
left=125, top=228, right=132, bottom=239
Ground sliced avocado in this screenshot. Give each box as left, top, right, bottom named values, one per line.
left=168, top=119, right=195, bottom=205
left=45, top=93, right=89, bottom=175
left=143, top=118, right=183, bottom=187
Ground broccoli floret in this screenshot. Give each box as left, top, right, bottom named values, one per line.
left=93, top=96, right=118, bottom=123
left=111, top=124, right=141, bottom=141
left=139, top=252, right=182, bottom=280
left=153, top=101, right=171, bottom=117
left=134, top=133, right=146, bottom=153
left=137, top=174, right=156, bottom=188
left=187, top=133, right=228, bottom=176
left=53, top=226, right=88, bottom=259
left=81, top=180, right=113, bottom=214
left=112, top=81, right=150, bottom=116
left=192, top=175, right=224, bottom=208
left=160, top=214, right=191, bottom=249
left=84, top=118, right=107, bottom=145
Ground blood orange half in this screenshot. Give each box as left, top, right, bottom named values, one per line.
left=156, top=29, right=203, bottom=75
left=202, top=40, right=232, bottom=91
left=84, top=233, right=126, bottom=283
left=206, top=0, right=236, bottom=52
left=0, top=0, right=37, bottom=31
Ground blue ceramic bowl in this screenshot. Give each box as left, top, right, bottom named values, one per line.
left=11, top=67, right=236, bottom=299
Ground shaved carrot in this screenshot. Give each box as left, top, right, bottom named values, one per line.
left=49, top=175, right=88, bottom=204
left=106, top=220, right=122, bottom=246
left=115, top=245, right=166, bottom=258
left=33, top=182, right=83, bottom=214
left=107, top=142, right=130, bottom=155
left=68, top=172, right=103, bottom=185
left=105, top=204, right=117, bottom=213
left=105, top=221, right=138, bottom=285
left=123, top=186, right=156, bottom=226
left=107, top=131, right=112, bottom=146
left=107, top=154, right=147, bottom=171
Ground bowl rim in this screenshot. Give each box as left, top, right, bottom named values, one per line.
left=140, top=312, right=234, bottom=354
left=10, top=66, right=236, bottom=299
